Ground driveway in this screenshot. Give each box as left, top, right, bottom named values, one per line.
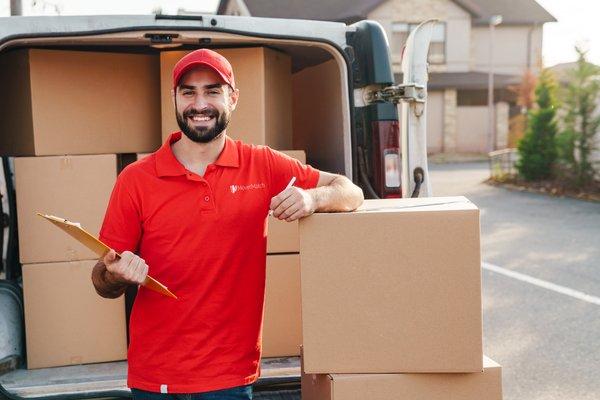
left=429, top=162, right=600, bottom=400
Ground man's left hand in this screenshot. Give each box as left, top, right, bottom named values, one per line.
left=270, top=187, right=315, bottom=222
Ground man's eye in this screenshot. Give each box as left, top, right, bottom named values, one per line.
left=208, top=90, right=220, bottom=95
left=182, top=91, right=194, bottom=96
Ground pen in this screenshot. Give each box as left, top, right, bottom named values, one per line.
left=285, top=176, right=297, bottom=189
left=269, top=176, right=296, bottom=216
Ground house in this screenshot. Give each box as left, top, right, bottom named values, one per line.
left=217, top=0, right=556, bottom=154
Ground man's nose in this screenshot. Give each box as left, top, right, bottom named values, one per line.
left=192, top=94, right=210, bottom=109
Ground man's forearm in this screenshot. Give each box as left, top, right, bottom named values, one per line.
left=308, top=175, right=364, bottom=213
left=91, top=260, right=128, bottom=299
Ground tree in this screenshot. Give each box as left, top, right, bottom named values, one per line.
left=558, top=47, right=600, bottom=188
left=516, top=69, right=559, bottom=181
left=511, top=69, right=537, bottom=113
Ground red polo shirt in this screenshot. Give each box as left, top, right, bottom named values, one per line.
left=99, top=132, right=319, bottom=393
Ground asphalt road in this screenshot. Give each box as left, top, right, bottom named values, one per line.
left=429, top=162, right=600, bottom=400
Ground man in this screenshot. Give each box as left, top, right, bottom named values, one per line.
left=91, top=49, right=363, bottom=399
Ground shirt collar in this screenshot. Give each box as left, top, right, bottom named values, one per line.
left=214, top=135, right=240, bottom=168
left=155, top=132, right=239, bottom=177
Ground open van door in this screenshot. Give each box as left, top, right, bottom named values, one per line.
left=399, top=20, right=435, bottom=198
left=351, top=20, right=435, bottom=198
left=375, top=20, right=436, bottom=198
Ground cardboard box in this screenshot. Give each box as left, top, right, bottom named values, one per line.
left=267, top=150, right=306, bottom=254
left=137, top=153, right=152, bottom=160
left=0, top=49, right=161, bottom=156
left=22, top=260, right=127, bottom=369
left=160, top=47, right=292, bottom=148
left=302, top=356, right=502, bottom=400
left=299, top=197, right=483, bottom=373
left=15, top=154, right=117, bottom=264
left=262, top=254, right=302, bottom=357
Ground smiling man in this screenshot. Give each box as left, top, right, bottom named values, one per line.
left=91, top=49, right=363, bottom=400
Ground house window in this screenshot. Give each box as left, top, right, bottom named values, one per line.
left=392, top=22, right=446, bottom=64
left=391, top=22, right=409, bottom=59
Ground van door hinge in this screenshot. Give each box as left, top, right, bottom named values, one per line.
left=370, top=84, right=426, bottom=104
left=354, top=84, right=427, bottom=107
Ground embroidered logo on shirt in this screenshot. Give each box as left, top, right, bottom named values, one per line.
left=230, top=183, right=266, bottom=194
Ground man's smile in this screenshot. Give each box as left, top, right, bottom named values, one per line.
left=188, top=114, right=215, bottom=126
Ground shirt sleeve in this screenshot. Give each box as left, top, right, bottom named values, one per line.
left=266, top=147, right=320, bottom=197
left=98, top=171, right=142, bottom=254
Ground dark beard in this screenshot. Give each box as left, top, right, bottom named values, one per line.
left=176, top=107, right=230, bottom=144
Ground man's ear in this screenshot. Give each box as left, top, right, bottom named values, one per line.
left=229, top=87, right=240, bottom=111
left=171, top=88, right=176, bottom=110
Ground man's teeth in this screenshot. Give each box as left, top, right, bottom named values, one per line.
left=191, top=115, right=212, bottom=121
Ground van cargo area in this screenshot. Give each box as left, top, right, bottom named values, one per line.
left=0, top=24, right=355, bottom=399
left=0, top=30, right=353, bottom=176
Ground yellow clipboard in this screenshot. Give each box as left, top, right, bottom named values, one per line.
left=37, top=213, right=177, bottom=300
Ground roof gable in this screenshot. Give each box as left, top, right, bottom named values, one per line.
left=217, top=0, right=555, bottom=25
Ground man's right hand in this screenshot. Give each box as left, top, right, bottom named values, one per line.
left=103, top=249, right=149, bottom=285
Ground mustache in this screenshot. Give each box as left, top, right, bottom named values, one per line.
left=183, top=108, right=219, bottom=119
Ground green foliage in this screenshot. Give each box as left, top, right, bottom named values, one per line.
left=558, top=47, right=600, bottom=188
left=517, top=69, right=559, bottom=181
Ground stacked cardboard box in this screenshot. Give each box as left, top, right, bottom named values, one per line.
left=6, top=44, right=305, bottom=367
left=15, top=153, right=129, bottom=371
left=302, top=356, right=502, bottom=400
left=263, top=254, right=302, bottom=357
left=299, top=197, right=503, bottom=398
left=262, top=150, right=306, bottom=357
left=15, top=155, right=117, bottom=264
left=0, top=48, right=164, bottom=368
left=0, top=49, right=161, bottom=156
left=22, top=260, right=127, bottom=369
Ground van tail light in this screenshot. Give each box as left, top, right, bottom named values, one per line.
left=372, top=120, right=402, bottom=198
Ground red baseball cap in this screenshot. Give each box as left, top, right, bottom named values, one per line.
left=172, top=49, right=235, bottom=90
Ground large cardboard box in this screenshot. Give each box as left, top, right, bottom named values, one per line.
left=0, top=49, right=161, bottom=156
left=15, top=154, right=117, bottom=264
left=160, top=47, right=292, bottom=148
left=299, top=197, right=483, bottom=373
left=267, top=150, right=306, bottom=254
left=302, top=356, right=502, bottom=400
left=22, top=260, right=127, bottom=369
left=262, top=254, right=301, bottom=357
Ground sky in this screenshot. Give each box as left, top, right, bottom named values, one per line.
left=536, top=0, right=600, bottom=67
left=0, top=0, right=599, bottom=67
left=0, top=0, right=220, bottom=16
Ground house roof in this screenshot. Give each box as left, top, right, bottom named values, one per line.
left=217, top=0, right=388, bottom=23
left=470, top=0, right=556, bottom=25
left=547, top=61, right=600, bottom=84
left=217, top=0, right=555, bottom=25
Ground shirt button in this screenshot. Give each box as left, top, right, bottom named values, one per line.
left=204, top=196, right=210, bottom=202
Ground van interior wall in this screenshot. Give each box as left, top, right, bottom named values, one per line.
left=292, top=59, right=345, bottom=175
left=0, top=42, right=347, bottom=175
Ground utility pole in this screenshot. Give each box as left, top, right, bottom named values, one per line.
left=487, top=15, right=502, bottom=152
left=10, top=0, right=23, bottom=15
